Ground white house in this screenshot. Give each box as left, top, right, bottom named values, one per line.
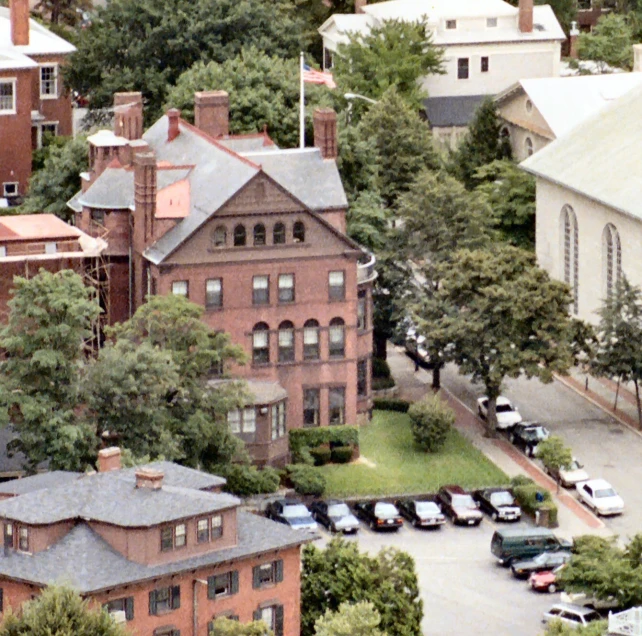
left=522, top=82, right=642, bottom=324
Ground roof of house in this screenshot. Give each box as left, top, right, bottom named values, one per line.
left=208, top=379, right=288, bottom=405
left=423, top=94, right=487, bottom=127
left=521, top=82, right=642, bottom=220
left=0, top=7, right=76, bottom=57
left=0, top=214, right=82, bottom=241
left=0, top=471, right=80, bottom=496
left=497, top=73, right=642, bottom=138
left=0, top=511, right=313, bottom=593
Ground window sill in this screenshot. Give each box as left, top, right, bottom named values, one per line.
left=0, top=110, right=17, bottom=116
left=39, top=95, right=58, bottom=100
left=276, top=360, right=296, bottom=366
left=205, top=306, right=223, bottom=312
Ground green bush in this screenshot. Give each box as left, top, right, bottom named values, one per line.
left=372, top=376, right=396, bottom=391
left=373, top=398, right=411, bottom=412
left=510, top=475, right=535, bottom=487
left=291, top=446, right=315, bottom=466
left=289, top=426, right=359, bottom=456
left=287, top=464, right=326, bottom=497
left=217, top=464, right=280, bottom=497
left=310, top=446, right=332, bottom=466
left=331, top=445, right=353, bottom=464
left=512, top=482, right=558, bottom=527
left=408, top=395, right=454, bottom=452
left=372, top=357, right=391, bottom=378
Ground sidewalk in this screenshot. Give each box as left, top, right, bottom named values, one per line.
left=386, top=346, right=611, bottom=539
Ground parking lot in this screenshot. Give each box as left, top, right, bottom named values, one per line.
left=315, top=516, right=555, bottom=636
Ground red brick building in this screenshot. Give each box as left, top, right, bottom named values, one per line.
left=0, top=447, right=312, bottom=636
left=69, top=91, right=376, bottom=466
left=0, top=0, right=75, bottom=201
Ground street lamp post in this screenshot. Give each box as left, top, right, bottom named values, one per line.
left=344, top=92, right=378, bottom=105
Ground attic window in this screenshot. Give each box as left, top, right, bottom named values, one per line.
left=445, top=19, right=457, bottom=29
left=525, top=99, right=533, bottom=113
left=487, top=17, right=497, bottom=27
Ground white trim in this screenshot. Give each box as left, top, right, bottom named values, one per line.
left=36, top=120, right=59, bottom=148
left=2, top=182, right=18, bottom=197
left=0, top=78, right=17, bottom=115
left=39, top=63, right=58, bottom=100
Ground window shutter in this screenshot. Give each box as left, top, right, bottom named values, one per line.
left=231, top=570, right=239, bottom=594
left=253, top=609, right=262, bottom=621
left=274, top=605, right=284, bottom=636
left=207, top=575, right=215, bottom=600
left=171, top=585, right=181, bottom=609
left=148, top=590, right=157, bottom=616
left=125, top=596, right=134, bottom=620
left=275, top=559, right=284, bottom=583
left=252, top=565, right=260, bottom=589
left=0, top=588, right=4, bottom=613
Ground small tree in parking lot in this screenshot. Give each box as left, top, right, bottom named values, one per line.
left=536, top=436, right=573, bottom=492
left=408, top=395, right=454, bottom=452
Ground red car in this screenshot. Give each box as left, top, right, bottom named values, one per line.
left=529, top=564, right=565, bottom=593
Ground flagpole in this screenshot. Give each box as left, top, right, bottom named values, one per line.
left=299, top=51, right=305, bottom=149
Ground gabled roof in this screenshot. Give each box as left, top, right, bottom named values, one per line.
left=0, top=471, right=80, bottom=496
left=423, top=94, right=487, bottom=128
left=0, top=214, right=82, bottom=241
left=521, top=82, right=642, bottom=221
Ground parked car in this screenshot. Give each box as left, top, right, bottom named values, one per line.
left=404, top=328, right=432, bottom=368
left=309, top=500, right=360, bottom=534
left=473, top=487, right=521, bottom=522
left=511, top=551, right=572, bottom=579
left=542, top=603, right=601, bottom=628
left=529, top=564, right=566, bottom=593
left=509, top=422, right=550, bottom=457
left=265, top=499, right=317, bottom=532
left=395, top=499, right=446, bottom=529
left=576, top=479, right=624, bottom=516
left=561, top=591, right=619, bottom=611
left=437, top=485, right=483, bottom=526
left=477, top=396, right=522, bottom=430
left=353, top=501, right=403, bottom=531
left=545, top=458, right=589, bottom=489
left=491, top=527, right=572, bottom=567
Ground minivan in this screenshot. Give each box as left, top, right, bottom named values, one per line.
left=491, top=527, right=572, bottom=566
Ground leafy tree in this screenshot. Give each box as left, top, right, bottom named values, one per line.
left=64, top=0, right=304, bottom=122
left=413, top=246, right=573, bottom=434
left=34, top=0, right=91, bottom=26
left=209, top=616, right=272, bottom=636
left=314, top=601, right=386, bottom=636
left=578, top=13, right=634, bottom=71
left=346, top=190, right=389, bottom=252
left=334, top=19, right=444, bottom=112
left=336, top=118, right=379, bottom=203
left=0, top=269, right=100, bottom=471
left=20, top=136, right=88, bottom=222
left=0, top=586, right=127, bottom=636
left=450, top=98, right=511, bottom=190
left=536, top=436, right=573, bottom=492
left=408, top=395, right=454, bottom=452
left=593, top=277, right=642, bottom=426
left=301, top=538, right=422, bottom=636
left=544, top=620, right=607, bottom=636
left=474, top=160, right=536, bottom=250
left=165, top=47, right=329, bottom=148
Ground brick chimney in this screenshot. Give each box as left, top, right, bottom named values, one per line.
left=114, top=92, right=143, bottom=141
left=355, top=0, right=367, bottom=14
left=98, top=447, right=122, bottom=472
left=313, top=108, right=338, bottom=160
left=167, top=108, right=180, bottom=142
left=194, top=91, right=229, bottom=138
left=133, top=149, right=157, bottom=248
left=518, top=0, right=533, bottom=33
left=10, top=0, right=29, bottom=46
left=135, top=468, right=163, bottom=490
left=569, top=21, right=580, bottom=59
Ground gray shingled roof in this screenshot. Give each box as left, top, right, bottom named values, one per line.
left=0, top=471, right=80, bottom=496
left=124, top=461, right=226, bottom=490
left=0, top=512, right=314, bottom=593
left=217, top=136, right=279, bottom=154
left=423, top=95, right=488, bottom=128
left=208, top=379, right=288, bottom=405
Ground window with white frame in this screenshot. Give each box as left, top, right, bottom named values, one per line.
left=329, top=317, right=345, bottom=358
left=171, top=280, right=188, bottom=297
left=303, top=388, right=320, bottom=427
left=303, top=319, right=320, bottom=360
left=561, top=205, right=579, bottom=315
left=253, top=275, right=269, bottom=305
left=205, top=278, right=222, bottom=308
left=271, top=401, right=286, bottom=440
left=603, top=223, right=622, bottom=299
left=252, top=322, right=270, bottom=364
left=197, top=515, right=223, bottom=543
left=278, top=321, right=295, bottom=363
left=254, top=605, right=284, bottom=636
left=227, top=409, right=241, bottom=434
left=328, top=271, right=345, bottom=300
left=2, top=182, right=18, bottom=198
left=0, top=80, right=16, bottom=114
left=278, top=274, right=294, bottom=303
left=40, top=65, right=58, bottom=98
left=329, top=386, right=346, bottom=425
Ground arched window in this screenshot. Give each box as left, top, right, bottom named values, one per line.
left=253, top=223, right=266, bottom=246
left=561, top=205, right=579, bottom=314
left=211, top=226, right=227, bottom=248
left=329, top=317, right=345, bottom=358
left=278, top=320, right=295, bottom=363
left=252, top=322, right=270, bottom=364
left=293, top=221, right=305, bottom=243
left=303, top=319, right=319, bottom=360
left=603, top=223, right=622, bottom=298
left=234, top=224, right=246, bottom=247
left=524, top=137, right=533, bottom=157
left=273, top=222, right=286, bottom=245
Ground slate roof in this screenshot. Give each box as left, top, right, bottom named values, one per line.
left=208, top=379, right=288, bottom=405
left=423, top=94, right=487, bottom=128
left=0, top=512, right=314, bottom=593
left=217, top=134, right=278, bottom=154
left=0, top=471, right=80, bottom=496
left=123, top=461, right=226, bottom=490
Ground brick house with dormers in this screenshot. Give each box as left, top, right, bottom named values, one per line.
left=0, top=447, right=312, bottom=636
left=67, top=91, right=376, bottom=467
left=0, top=0, right=75, bottom=200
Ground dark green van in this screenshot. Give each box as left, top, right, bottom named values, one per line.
left=491, top=527, right=572, bottom=566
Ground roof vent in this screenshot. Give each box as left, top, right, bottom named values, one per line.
left=135, top=468, right=164, bottom=490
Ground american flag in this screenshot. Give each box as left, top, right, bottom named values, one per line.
left=302, top=64, right=336, bottom=89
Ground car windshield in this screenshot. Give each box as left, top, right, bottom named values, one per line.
left=375, top=503, right=398, bottom=517
left=415, top=502, right=439, bottom=514
left=522, top=426, right=547, bottom=441
left=595, top=488, right=617, bottom=498
left=534, top=553, right=550, bottom=564
left=328, top=504, right=350, bottom=517
left=496, top=404, right=514, bottom=413
left=490, top=491, right=515, bottom=506
left=452, top=494, right=475, bottom=507
left=283, top=505, right=310, bottom=518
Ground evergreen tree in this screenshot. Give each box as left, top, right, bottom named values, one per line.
left=578, top=13, right=634, bottom=71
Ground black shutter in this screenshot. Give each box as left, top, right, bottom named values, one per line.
left=253, top=608, right=262, bottom=621
left=124, top=596, right=134, bottom=621
left=171, top=585, right=181, bottom=609
left=230, top=570, right=239, bottom=594
left=252, top=565, right=260, bottom=589
left=207, top=575, right=215, bottom=600
left=275, top=559, right=283, bottom=583
left=274, top=605, right=284, bottom=636
left=0, top=588, right=4, bottom=613
left=149, top=590, right=157, bottom=616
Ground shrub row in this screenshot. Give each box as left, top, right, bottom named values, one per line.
left=289, top=426, right=359, bottom=455
left=217, top=463, right=280, bottom=497
left=373, top=398, right=411, bottom=412
left=309, top=445, right=353, bottom=466
left=372, top=376, right=396, bottom=391
left=285, top=464, right=326, bottom=497
left=372, top=357, right=391, bottom=379
left=510, top=476, right=558, bottom=527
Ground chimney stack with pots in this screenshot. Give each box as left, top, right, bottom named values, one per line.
left=355, top=0, right=367, bottom=14
left=133, top=148, right=157, bottom=250
left=10, top=0, right=29, bottom=46
left=518, top=0, right=533, bottom=33
left=135, top=468, right=164, bottom=490
left=114, top=92, right=143, bottom=141
left=568, top=21, right=580, bottom=58
left=167, top=108, right=181, bottom=142
left=194, top=91, right=229, bottom=138
left=98, top=447, right=122, bottom=472
left=313, top=108, right=338, bottom=160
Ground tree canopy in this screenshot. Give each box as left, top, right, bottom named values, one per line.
left=314, top=601, right=387, bottom=636
left=209, top=617, right=272, bottom=636
left=578, top=13, right=634, bottom=71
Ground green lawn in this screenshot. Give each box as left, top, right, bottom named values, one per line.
left=320, top=410, right=509, bottom=497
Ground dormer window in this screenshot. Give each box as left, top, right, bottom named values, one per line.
left=487, top=17, right=498, bottom=27
left=445, top=19, right=457, bottom=29
left=160, top=522, right=186, bottom=551
left=18, top=526, right=28, bottom=552
left=197, top=514, right=223, bottom=543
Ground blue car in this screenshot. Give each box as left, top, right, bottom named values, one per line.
left=265, top=499, right=318, bottom=532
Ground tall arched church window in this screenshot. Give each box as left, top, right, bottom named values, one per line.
left=561, top=205, right=579, bottom=314
left=603, top=223, right=622, bottom=299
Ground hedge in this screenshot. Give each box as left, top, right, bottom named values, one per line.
left=372, top=357, right=391, bottom=379
left=373, top=398, right=411, bottom=412
left=217, top=464, right=280, bottom=497
left=289, top=426, right=359, bottom=456
left=286, top=464, right=326, bottom=497
left=510, top=476, right=558, bottom=527
left=372, top=376, right=396, bottom=391
left=310, top=446, right=332, bottom=466
left=331, top=445, right=353, bottom=464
